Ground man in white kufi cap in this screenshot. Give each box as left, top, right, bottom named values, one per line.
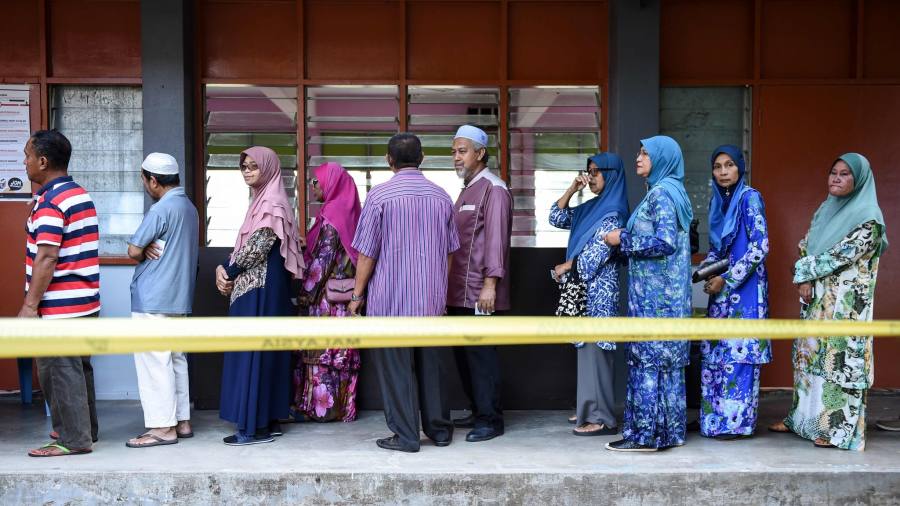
left=447, top=125, right=512, bottom=442
left=125, top=152, right=199, bottom=449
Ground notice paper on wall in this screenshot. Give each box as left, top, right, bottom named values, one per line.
left=0, top=85, right=32, bottom=199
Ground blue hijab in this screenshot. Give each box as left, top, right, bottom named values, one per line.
left=708, top=145, right=752, bottom=252
left=566, top=153, right=630, bottom=259
left=626, top=136, right=693, bottom=233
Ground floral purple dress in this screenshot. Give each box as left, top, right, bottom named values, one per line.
left=292, top=223, right=360, bottom=422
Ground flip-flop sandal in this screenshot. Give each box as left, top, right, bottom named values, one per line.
left=29, top=442, right=92, bottom=457
left=126, top=433, right=178, bottom=448
left=176, top=431, right=194, bottom=439
left=573, top=424, right=618, bottom=436
left=768, top=422, right=791, bottom=433
left=568, top=414, right=577, bottom=424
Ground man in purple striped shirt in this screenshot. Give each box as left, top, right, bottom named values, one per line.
left=349, top=133, right=461, bottom=453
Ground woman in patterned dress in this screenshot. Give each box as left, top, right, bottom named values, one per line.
left=290, top=162, right=362, bottom=422
left=549, top=153, right=629, bottom=437
left=216, top=146, right=305, bottom=446
left=770, top=153, right=887, bottom=450
left=603, top=136, right=693, bottom=452
left=697, top=145, right=772, bottom=440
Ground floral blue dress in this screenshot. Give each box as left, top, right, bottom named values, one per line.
left=549, top=204, right=620, bottom=350
left=699, top=188, right=772, bottom=436
left=618, top=186, right=692, bottom=448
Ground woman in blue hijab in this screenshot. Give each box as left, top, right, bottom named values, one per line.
left=697, top=145, right=771, bottom=440
left=603, top=136, right=693, bottom=452
left=549, top=152, right=629, bottom=437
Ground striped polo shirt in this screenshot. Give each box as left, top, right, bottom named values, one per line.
left=352, top=169, right=460, bottom=317
left=25, top=175, right=101, bottom=319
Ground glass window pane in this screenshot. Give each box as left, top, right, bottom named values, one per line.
left=508, top=86, right=601, bottom=247
left=205, top=85, right=298, bottom=246
left=50, top=85, right=143, bottom=256
left=660, top=86, right=751, bottom=252
left=305, top=85, right=399, bottom=223
left=408, top=86, right=500, bottom=203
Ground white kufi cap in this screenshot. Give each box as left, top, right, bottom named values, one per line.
left=142, top=152, right=179, bottom=175
left=454, top=125, right=488, bottom=147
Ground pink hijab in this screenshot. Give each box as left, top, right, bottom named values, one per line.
left=232, top=146, right=305, bottom=279
left=305, top=162, right=362, bottom=266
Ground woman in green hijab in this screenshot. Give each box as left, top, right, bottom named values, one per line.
left=769, top=153, right=887, bottom=450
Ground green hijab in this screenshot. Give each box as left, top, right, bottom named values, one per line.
left=805, top=152, right=887, bottom=256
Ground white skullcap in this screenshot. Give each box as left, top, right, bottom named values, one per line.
left=142, top=152, right=179, bottom=175
left=454, top=125, right=488, bottom=147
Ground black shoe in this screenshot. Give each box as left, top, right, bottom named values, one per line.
left=713, top=433, right=748, bottom=441
left=433, top=439, right=452, bottom=447
left=605, top=439, right=658, bottom=452
left=453, top=413, right=475, bottom=428
left=223, top=433, right=275, bottom=446
left=465, top=426, right=503, bottom=443
left=269, top=422, right=283, bottom=437
left=376, top=435, right=419, bottom=453
left=686, top=420, right=701, bottom=432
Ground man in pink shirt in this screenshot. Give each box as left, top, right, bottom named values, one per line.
left=446, top=125, right=512, bottom=442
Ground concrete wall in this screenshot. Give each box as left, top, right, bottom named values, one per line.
left=93, top=265, right=139, bottom=400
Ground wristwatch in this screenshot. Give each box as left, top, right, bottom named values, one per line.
left=350, top=293, right=365, bottom=302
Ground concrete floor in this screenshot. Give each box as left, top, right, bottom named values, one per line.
left=1, top=391, right=899, bottom=504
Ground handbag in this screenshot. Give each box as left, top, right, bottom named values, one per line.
left=555, top=271, right=587, bottom=317
left=325, top=278, right=355, bottom=304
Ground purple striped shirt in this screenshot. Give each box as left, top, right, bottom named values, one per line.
left=352, top=169, right=460, bottom=316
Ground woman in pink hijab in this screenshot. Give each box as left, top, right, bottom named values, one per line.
left=290, top=162, right=362, bottom=423
left=215, top=146, right=305, bottom=446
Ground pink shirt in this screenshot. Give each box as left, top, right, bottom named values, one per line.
left=447, top=169, right=512, bottom=311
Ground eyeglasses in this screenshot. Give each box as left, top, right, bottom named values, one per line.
left=240, top=162, right=259, bottom=172
left=582, top=167, right=613, bottom=177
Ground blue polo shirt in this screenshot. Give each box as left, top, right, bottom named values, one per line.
left=129, top=187, right=199, bottom=314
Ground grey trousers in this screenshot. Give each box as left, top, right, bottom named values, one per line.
left=372, top=347, right=453, bottom=450
left=576, top=345, right=617, bottom=428
left=37, top=355, right=98, bottom=449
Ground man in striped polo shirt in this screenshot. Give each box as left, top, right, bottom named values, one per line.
left=19, top=129, right=101, bottom=457
left=349, top=133, right=461, bottom=453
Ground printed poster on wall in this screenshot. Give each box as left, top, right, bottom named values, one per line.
left=0, top=85, right=32, bottom=198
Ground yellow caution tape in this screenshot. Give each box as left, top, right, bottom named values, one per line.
left=0, top=316, right=898, bottom=358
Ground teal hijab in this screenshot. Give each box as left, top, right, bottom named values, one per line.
left=626, top=136, right=694, bottom=233
left=805, top=153, right=887, bottom=256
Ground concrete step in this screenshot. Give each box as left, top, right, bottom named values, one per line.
left=1, top=393, right=898, bottom=505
